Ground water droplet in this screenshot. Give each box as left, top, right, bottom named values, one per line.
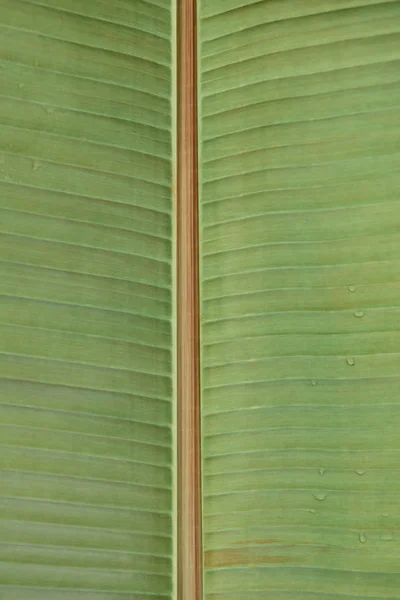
left=32, top=160, right=42, bottom=172
left=382, top=513, right=390, bottom=518
left=348, top=286, right=356, bottom=292
left=313, top=493, right=327, bottom=502
left=311, top=380, right=317, bottom=386
left=346, top=357, right=355, bottom=366
left=381, top=532, right=393, bottom=541
left=308, top=509, right=316, bottom=514
left=319, top=468, right=326, bottom=476
left=354, top=310, right=364, bottom=318
left=359, top=532, right=367, bottom=544
left=356, top=468, right=365, bottom=476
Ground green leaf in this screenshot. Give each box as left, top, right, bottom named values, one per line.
left=0, top=0, right=173, bottom=597
left=200, top=0, right=400, bottom=597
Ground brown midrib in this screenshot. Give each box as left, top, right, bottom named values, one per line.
left=177, top=1, right=203, bottom=600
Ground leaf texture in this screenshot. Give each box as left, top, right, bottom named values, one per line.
left=199, top=0, right=400, bottom=598
left=0, top=0, right=173, bottom=597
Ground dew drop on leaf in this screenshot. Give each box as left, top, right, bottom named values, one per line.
left=319, top=468, right=325, bottom=476
left=359, top=532, right=367, bottom=544
left=348, top=286, right=356, bottom=292
left=381, top=532, right=393, bottom=541
left=313, top=493, right=327, bottom=502
left=356, top=468, right=365, bottom=476
left=346, top=358, right=355, bottom=366
left=354, top=310, right=364, bottom=318
left=311, top=380, right=317, bottom=386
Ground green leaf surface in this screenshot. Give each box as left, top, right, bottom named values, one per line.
left=0, top=0, right=173, bottom=597
left=199, top=0, right=400, bottom=597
